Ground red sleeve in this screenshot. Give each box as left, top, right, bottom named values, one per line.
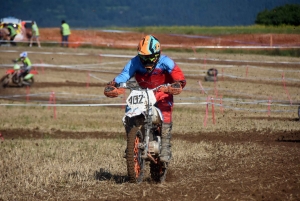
left=170, top=64, right=186, bottom=88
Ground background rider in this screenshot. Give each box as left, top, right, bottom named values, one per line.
left=13, top=52, right=32, bottom=79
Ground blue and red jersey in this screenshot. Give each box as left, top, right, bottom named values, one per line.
left=114, top=54, right=186, bottom=89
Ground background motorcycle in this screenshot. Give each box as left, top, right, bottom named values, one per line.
left=119, top=80, right=169, bottom=183
left=1, top=64, right=38, bottom=87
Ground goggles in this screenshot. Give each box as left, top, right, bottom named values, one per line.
left=139, top=53, right=159, bottom=63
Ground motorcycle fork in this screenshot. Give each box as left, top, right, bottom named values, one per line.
left=141, top=110, right=153, bottom=159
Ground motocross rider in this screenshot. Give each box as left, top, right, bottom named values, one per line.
left=104, top=35, right=186, bottom=163
left=13, top=52, right=32, bottom=79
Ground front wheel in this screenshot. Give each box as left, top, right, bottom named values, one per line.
left=126, top=127, right=145, bottom=183
left=150, top=160, right=168, bottom=183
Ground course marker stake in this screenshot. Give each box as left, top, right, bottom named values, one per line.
left=0, top=132, right=4, bottom=141
left=26, top=86, right=30, bottom=102
left=281, top=72, right=292, bottom=105
left=211, top=97, right=216, bottom=124
left=48, top=91, right=57, bottom=119
left=203, top=96, right=209, bottom=127
left=198, top=81, right=206, bottom=94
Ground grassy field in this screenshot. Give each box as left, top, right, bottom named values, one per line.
left=109, top=25, right=300, bottom=35
left=0, top=46, right=299, bottom=200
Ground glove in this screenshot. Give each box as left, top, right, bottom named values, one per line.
left=104, top=81, right=125, bottom=98
left=12, top=59, right=17, bottom=63
left=159, top=82, right=183, bottom=95
left=107, top=81, right=116, bottom=87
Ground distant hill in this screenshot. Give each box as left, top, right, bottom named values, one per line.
left=1, top=0, right=299, bottom=28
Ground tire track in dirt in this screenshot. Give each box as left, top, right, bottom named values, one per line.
left=1, top=128, right=299, bottom=146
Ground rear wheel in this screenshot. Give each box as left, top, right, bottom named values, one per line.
left=126, top=127, right=145, bottom=183
left=12, top=74, right=20, bottom=84
left=150, top=160, right=168, bottom=183
left=1, top=75, right=10, bottom=88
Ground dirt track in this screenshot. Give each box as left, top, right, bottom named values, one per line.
left=1, top=79, right=299, bottom=201
left=0, top=126, right=299, bottom=200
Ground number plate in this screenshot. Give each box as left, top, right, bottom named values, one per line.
left=126, top=90, right=156, bottom=111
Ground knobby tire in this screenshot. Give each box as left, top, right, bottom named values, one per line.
left=126, top=127, right=144, bottom=183
left=150, top=160, right=168, bottom=183
left=1, top=75, right=9, bottom=88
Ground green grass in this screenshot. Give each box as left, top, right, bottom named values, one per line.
left=199, top=48, right=300, bottom=57
left=105, top=25, right=300, bottom=35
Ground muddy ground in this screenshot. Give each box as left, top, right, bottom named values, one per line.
left=0, top=124, right=299, bottom=201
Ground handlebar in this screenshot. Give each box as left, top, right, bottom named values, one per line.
left=118, top=81, right=168, bottom=91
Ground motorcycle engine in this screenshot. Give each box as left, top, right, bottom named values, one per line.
left=148, top=140, right=160, bottom=155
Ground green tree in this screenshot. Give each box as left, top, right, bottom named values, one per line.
left=255, top=4, right=300, bottom=26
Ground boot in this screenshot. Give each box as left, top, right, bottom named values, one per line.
left=160, top=123, right=172, bottom=162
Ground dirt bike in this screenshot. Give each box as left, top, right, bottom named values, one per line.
left=1, top=64, right=38, bottom=88
left=119, top=80, right=169, bottom=183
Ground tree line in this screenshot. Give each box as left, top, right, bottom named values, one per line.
left=255, top=4, right=300, bottom=26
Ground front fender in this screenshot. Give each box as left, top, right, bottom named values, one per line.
left=122, top=107, right=145, bottom=126
left=6, top=69, right=15, bottom=74
left=125, top=107, right=143, bottom=118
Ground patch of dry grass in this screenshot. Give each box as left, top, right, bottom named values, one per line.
left=1, top=138, right=299, bottom=200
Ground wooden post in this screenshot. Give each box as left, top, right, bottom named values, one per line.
left=270, top=34, right=273, bottom=47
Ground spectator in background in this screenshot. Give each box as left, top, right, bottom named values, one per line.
left=21, top=21, right=32, bottom=46
left=30, top=21, right=41, bottom=47
left=0, top=27, right=10, bottom=44
left=61, top=20, right=71, bottom=47
left=3, top=23, right=17, bottom=46
left=21, top=21, right=26, bottom=41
